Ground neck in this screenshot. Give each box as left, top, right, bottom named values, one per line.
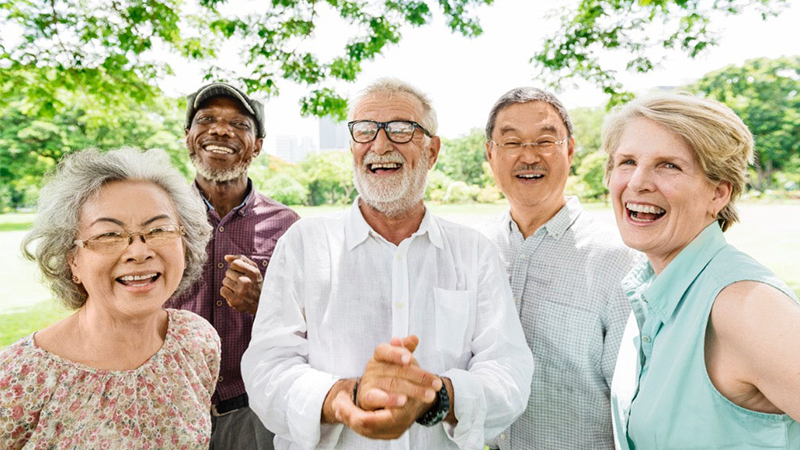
left=73, top=301, right=168, bottom=370
left=359, top=198, right=426, bottom=246
left=196, top=175, right=249, bottom=218
left=509, top=197, right=567, bottom=239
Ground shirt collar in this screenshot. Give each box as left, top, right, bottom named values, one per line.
left=625, top=222, right=727, bottom=324
left=194, top=179, right=255, bottom=215
left=345, top=197, right=442, bottom=251
left=505, top=196, right=582, bottom=241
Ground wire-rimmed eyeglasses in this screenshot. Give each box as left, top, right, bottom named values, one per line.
left=74, top=224, right=185, bottom=254
left=488, top=137, right=568, bottom=156
left=348, top=120, right=432, bottom=144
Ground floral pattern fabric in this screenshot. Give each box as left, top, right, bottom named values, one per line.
left=0, top=308, right=220, bottom=450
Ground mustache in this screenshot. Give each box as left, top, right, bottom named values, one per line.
left=363, top=151, right=406, bottom=166
left=513, top=164, right=548, bottom=173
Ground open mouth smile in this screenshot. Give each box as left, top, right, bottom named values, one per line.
left=626, top=202, right=666, bottom=223
left=368, top=162, right=403, bottom=174
left=116, top=273, right=161, bottom=287
left=203, top=144, right=236, bottom=155
left=515, top=173, right=544, bottom=180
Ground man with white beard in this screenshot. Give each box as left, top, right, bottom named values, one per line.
left=242, top=78, right=533, bottom=450
left=166, top=82, right=299, bottom=450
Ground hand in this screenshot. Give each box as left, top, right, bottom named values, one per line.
left=220, top=254, right=263, bottom=315
left=357, top=336, right=441, bottom=412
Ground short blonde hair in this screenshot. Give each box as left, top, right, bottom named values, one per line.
left=601, top=93, right=754, bottom=231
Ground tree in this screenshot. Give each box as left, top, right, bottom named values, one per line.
left=569, top=106, right=605, bottom=174
left=437, top=128, right=486, bottom=186
left=534, top=0, right=788, bottom=105
left=1, top=0, right=493, bottom=120
left=300, top=150, right=355, bottom=205
left=688, top=56, right=800, bottom=190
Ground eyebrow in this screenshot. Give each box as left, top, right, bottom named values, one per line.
left=498, top=124, right=561, bottom=135
left=90, top=215, right=173, bottom=227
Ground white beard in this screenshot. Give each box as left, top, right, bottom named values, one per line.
left=189, top=152, right=252, bottom=183
left=353, top=150, right=429, bottom=218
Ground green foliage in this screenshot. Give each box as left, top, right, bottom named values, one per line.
left=425, top=169, right=455, bottom=202
left=300, top=150, right=355, bottom=205
left=574, top=150, right=609, bottom=201
left=0, top=89, right=189, bottom=210
left=533, top=0, right=788, bottom=106
left=258, top=172, right=310, bottom=205
left=437, top=128, right=487, bottom=187
left=688, top=56, right=800, bottom=190
left=2, top=0, right=492, bottom=119
left=569, top=106, right=606, bottom=174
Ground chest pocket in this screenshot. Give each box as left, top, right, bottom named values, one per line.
left=434, top=288, right=475, bottom=359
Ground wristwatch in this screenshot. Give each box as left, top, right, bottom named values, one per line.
left=416, top=379, right=450, bottom=427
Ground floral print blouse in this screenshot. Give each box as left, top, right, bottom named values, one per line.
left=0, top=309, right=220, bottom=449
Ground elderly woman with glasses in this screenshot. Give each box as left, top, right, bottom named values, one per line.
left=0, top=148, right=219, bottom=449
left=604, top=93, right=800, bottom=449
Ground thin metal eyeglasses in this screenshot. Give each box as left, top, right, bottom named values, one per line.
left=347, top=120, right=432, bottom=144
left=74, top=224, right=185, bottom=254
left=489, top=137, right=568, bottom=155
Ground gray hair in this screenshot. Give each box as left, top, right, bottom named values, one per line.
left=21, top=148, right=213, bottom=309
left=485, top=87, right=574, bottom=140
left=349, top=77, right=439, bottom=135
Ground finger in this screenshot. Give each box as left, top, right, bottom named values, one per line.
left=400, top=335, right=419, bottom=353
left=222, top=276, right=237, bottom=291
left=220, top=286, right=235, bottom=303
left=333, top=391, right=403, bottom=440
left=225, top=255, right=260, bottom=276
left=380, top=376, right=437, bottom=404
left=359, top=387, right=407, bottom=411
left=374, top=343, right=414, bottom=365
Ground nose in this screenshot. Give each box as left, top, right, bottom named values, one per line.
left=124, top=232, right=154, bottom=261
left=370, top=127, right=394, bottom=155
left=517, top=143, right=544, bottom=164
left=627, top=164, right=654, bottom=192
left=208, top=120, right=234, bottom=137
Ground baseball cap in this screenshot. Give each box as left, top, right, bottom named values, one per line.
left=185, top=82, right=266, bottom=138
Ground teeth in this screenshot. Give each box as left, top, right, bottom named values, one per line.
left=626, top=203, right=665, bottom=214
left=119, top=274, right=157, bottom=281
left=369, top=163, right=401, bottom=170
left=517, top=174, right=543, bottom=179
left=204, top=145, right=234, bottom=154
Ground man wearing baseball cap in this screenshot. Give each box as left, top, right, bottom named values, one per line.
left=166, top=82, right=299, bottom=450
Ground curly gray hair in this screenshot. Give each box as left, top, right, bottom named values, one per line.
left=21, top=148, right=212, bottom=309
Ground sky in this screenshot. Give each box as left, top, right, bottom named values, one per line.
left=160, top=0, right=800, bottom=153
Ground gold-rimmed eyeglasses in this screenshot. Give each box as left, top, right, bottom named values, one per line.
left=489, top=137, right=568, bottom=155
left=74, top=224, right=185, bottom=254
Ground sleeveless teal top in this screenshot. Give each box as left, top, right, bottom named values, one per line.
left=611, top=223, right=800, bottom=449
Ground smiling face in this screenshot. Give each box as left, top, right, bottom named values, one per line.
left=350, top=92, right=440, bottom=217
left=69, top=180, right=186, bottom=318
left=486, top=101, right=574, bottom=225
left=608, top=117, right=731, bottom=273
left=185, top=96, right=263, bottom=183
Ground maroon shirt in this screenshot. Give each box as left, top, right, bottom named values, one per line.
left=166, top=181, right=299, bottom=404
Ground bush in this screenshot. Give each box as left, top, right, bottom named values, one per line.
left=476, top=185, right=503, bottom=203
left=443, top=181, right=480, bottom=204
left=256, top=172, right=309, bottom=205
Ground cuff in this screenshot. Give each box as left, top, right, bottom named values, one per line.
left=286, top=371, right=343, bottom=450
left=440, top=368, right=487, bottom=450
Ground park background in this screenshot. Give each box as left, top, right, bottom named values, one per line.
left=1, top=0, right=799, bottom=346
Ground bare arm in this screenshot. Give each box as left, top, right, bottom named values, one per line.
left=706, top=281, right=800, bottom=420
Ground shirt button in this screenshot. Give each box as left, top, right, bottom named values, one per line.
left=396, top=254, right=403, bottom=260
left=500, top=433, right=507, bottom=440
left=262, top=260, right=268, bottom=267
left=217, top=262, right=224, bottom=269
left=216, top=300, right=223, bottom=307
left=218, top=375, right=224, bottom=382
left=396, top=302, right=405, bottom=309
left=642, top=335, right=652, bottom=343
left=519, top=254, right=527, bottom=260
left=514, top=296, right=520, bottom=305
left=219, top=226, right=224, bottom=232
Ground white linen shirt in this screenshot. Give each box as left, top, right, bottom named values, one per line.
left=241, top=201, right=533, bottom=450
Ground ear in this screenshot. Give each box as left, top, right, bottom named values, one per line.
left=485, top=140, right=494, bottom=163
left=68, top=253, right=80, bottom=280
left=567, top=137, right=576, bottom=166
left=253, top=137, right=263, bottom=157
left=426, top=136, right=441, bottom=169
left=709, top=180, right=733, bottom=217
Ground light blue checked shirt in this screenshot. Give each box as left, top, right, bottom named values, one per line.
left=479, top=197, right=641, bottom=450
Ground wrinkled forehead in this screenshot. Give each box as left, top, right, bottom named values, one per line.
left=494, top=101, right=568, bottom=137
left=351, top=92, right=425, bottom=122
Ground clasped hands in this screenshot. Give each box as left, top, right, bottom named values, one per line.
left=322, top=335, right=444, bottom=440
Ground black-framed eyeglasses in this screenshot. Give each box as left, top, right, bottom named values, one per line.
left=347, top=120, right=432, bottom=144
left=74, top=224, right=185, bottom=254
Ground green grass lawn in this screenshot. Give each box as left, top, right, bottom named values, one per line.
left=1, top=201, right=798, bottom=349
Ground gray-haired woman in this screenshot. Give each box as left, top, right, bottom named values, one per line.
left=0, top=148, right=219, bottom=449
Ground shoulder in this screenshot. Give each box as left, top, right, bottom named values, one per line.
left=0, top=336, right=50, bottom=419
left=250, top=190, right=301, bottom=222
left=435, top=215, right=497, bottom=251
left=166, top=309, right=220, bottom=348
left=569, top=213, right=642, bottom=270
left=473, top=212, right=508, bottom=244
